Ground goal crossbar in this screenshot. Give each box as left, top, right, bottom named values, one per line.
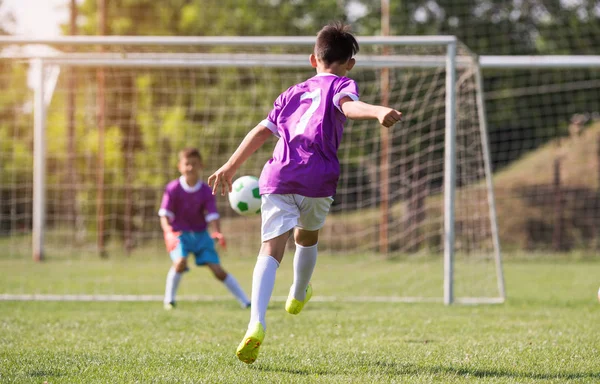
left=0, top=35, right=458, bottom=47
left=2, top=53, right=471, bottom=68
left=4, top=52, right=599, bottom=70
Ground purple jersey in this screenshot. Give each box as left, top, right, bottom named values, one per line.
left=258, top=73, right=359, bottom=197
left=158, top=176, right=220, bottom=232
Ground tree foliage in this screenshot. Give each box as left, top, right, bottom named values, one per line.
left=2, top=0, right=598, bottom=246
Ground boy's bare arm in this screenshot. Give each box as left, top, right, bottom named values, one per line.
left=209, top=218, right=222, bottom=234
left=208, top=124, right=273, bottom=196
left=160, top=216, right=173, bottom=233
left=340, top=98, right=402, bottom=127
left=161, top=215, right=180, bottom=252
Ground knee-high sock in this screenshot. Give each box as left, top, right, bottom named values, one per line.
left=249, top=255, right=279, bottom=331
left=291, top=243, right=318, bottom=301
left=223, top=274, right=250, bottom=307
left=164, top=267, right=182, bottom=304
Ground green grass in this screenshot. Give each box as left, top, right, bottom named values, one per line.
left=1, top=255, right=599, bottom=383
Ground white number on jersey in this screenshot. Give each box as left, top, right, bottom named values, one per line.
left=295, top=89, right=321, bottom=136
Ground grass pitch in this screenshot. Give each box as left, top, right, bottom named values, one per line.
left=0, top=255, right=599, bottom=383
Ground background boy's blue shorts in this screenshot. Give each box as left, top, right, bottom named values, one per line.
left=169, top=231, right=220, bottom=266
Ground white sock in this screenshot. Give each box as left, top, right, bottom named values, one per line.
left=223, top=274, right=250, bottom=307
left=249, top=255, right=279, bottom=331
left=290, top=243, right=318, bottom=301
left=164, top=267, right=182, bottom=304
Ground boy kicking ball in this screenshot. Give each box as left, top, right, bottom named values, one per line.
left=209, top=22, right=402, bottom=364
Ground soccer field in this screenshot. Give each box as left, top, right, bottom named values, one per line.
left=1, top=255, right=599, bottom=383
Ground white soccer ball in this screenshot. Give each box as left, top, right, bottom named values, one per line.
left=229, top=175, right=262, bottom=216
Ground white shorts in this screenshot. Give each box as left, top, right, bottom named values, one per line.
left=261, top=194, right=334, bottom=242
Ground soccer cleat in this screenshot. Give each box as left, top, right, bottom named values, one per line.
left=236, top=322, right=265, bottom=364
left=285, top=283, right=312, bottom=315
left=163, top=301, right=176, bottom=310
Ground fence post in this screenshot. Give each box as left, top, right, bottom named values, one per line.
left=552, top=157, right=563, bottom=251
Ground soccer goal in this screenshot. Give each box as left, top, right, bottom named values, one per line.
left=0, top=36, right=504, bottom=305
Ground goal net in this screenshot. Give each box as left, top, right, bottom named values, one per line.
left=0, top=37, right=503, bottom=304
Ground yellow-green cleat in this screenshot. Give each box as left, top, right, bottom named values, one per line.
left=163, top=302, right=176, bottom=311
left=285, top=283, right=313, bottom=315
left=236, top=322, right=265, bottom=364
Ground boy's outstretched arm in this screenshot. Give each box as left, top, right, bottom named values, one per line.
left=340, top=98, right=402, bottom=128
left=208, top=124, right=272, bottom=196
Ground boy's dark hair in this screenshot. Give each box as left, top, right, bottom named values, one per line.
left=179, top=147, right=202, bottom=161
left=314, top=22, right=359, bottom=66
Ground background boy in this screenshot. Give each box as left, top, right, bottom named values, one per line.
left=159, top=148, right=250, bottom=310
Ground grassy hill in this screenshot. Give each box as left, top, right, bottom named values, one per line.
left=494, top=123, right=599, bottom=189
left=493, top=123, right=600, bottom=251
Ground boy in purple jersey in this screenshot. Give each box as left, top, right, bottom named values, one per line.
left=159, top=148, right=250, bottom=310
left=208, top=22, right=402, bottom=364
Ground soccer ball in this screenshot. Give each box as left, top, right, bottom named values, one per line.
left=229, top=175, right=262, bottom=216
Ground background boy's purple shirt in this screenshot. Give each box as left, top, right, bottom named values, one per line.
left=158, top=177, right=220, bottom=232
left=258, top=73, right=359, bottom=198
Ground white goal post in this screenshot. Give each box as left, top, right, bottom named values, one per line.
left=1, top=35, right=510, bottom=305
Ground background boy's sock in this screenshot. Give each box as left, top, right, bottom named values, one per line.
left=164, top=267, right=182, bottom=304
left=249, top=255, right=279, bottom=331
left=290, top=243, right=318, bottom=301
left=223, top=274, right=250, bottom=307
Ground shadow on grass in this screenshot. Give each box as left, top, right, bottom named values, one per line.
left=28, top=369, right=64, bottom=378
left=253, top=365, right=332, bottom=376
left=373, top=360, right=600, bottom=381
left=254, top=359, right=600, bottom=381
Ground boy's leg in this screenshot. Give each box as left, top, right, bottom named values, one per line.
left=237, top=194, right=298, bottom=364
left=285, top=228, right=319, bottom=315
left=164, top=234, right=188, bottom=308
left=236, top=232, right=289, bottom=364
left=207, top=263, right=250, bottom=308
left=285, top=229, right=318, bottom=314
left=290, top=229, right=319, bottom=301
left=164, top=257, right=187, bottom=308
left=249, top=232, right=289, bottom=329
left=285, top=196, right=332, bottom=314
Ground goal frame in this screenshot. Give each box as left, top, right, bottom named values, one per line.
left=1, top=35, right=506, bottom=305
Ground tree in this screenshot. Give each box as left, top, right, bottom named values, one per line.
left=350, top=0, right=600, bottom=168
left=0, top=3, right=33, bottom=234
left=52, top=0, right=357, bottom=247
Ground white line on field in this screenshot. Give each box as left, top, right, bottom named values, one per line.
left=0, top=294, right=504, bottom=304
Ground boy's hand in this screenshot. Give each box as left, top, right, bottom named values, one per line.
left=377, top=107, right=402, bottom=127
left=211, top=232, right=227, bottom=249
left=208, top=164, right=236, bottom=196
left=163, top=230, right=181, bottom=252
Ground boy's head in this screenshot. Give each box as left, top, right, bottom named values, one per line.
left=178, top=148, right=203, bottom=180
left=313, top=22, right=359, bottom=67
